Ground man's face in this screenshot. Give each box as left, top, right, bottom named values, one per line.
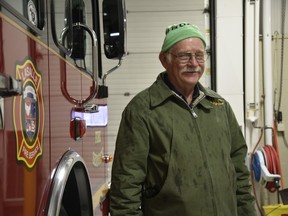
left=160, top=38, right=206, bottom=92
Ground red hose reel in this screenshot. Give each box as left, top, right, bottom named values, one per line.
left=252, top=145, right=281, bottom=192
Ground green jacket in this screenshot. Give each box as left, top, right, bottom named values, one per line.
left=110, top=72, right=256, bottom=216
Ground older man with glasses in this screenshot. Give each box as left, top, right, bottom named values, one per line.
left=110, top=22, right=256, bottom=216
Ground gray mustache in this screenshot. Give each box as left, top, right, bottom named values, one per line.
left=180, top=67, right=202, bottom=73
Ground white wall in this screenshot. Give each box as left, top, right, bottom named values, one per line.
left=215, top=0, right=245, bottom=129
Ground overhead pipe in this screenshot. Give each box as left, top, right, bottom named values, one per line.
left=244, top=0, right=262, bottom=157
left=262, top=0, right=273, bottom=145
left=245, top=0, right=260, bottom=124
left=254, top=0, right=260, bottom=121
left=245, top=0, right=257, bottom=124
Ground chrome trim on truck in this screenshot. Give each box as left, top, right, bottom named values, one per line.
left=47, top=150, right=93, bottom=216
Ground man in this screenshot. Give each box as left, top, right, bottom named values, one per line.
left=110, top=22, right=256, bottom=216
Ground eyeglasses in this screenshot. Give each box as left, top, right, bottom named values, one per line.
left=168, top=51, right=208, bottom=64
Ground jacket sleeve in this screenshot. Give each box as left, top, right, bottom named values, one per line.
left=109, top=106, right=149, bottom=216
left=226, top=102, right=257, bottom=216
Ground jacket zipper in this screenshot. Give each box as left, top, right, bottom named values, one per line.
left=192, top=96, right=218, bottom=216
left=174, top=90, right=218, bottom=215
left=172, top=90, right=206, bottom=118
left=191, top=109, right=198, bottom=118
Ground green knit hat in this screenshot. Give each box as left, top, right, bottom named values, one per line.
left=161, top=22, right=206, bottom=52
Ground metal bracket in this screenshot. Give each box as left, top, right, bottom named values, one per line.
left=0, top=73, right=22, bottom=129
left=0, top=73, right=22, bottom=97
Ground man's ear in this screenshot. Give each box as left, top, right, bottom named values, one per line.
left=159, top=52, right=168, bottom=69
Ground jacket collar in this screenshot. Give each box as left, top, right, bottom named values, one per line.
left=149, top=72, right=224, bottom=110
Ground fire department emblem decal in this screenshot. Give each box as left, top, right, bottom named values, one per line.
left=13, top=59, right=44, bottom=169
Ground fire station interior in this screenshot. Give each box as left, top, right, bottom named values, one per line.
left=0, top=0, right=288, bottom=216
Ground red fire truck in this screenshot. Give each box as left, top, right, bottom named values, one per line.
left=0, top=0, right=126, bottom=215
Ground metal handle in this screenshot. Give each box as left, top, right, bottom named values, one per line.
left=50, top=0, right=98, bottom=107
left=59, top=23, right=99, bottom=107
